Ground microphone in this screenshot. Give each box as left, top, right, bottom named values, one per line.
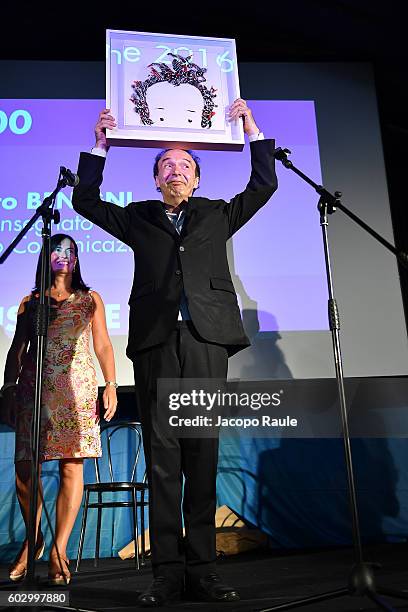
left=273, top=147, right=293, bottom=169
left=60, top=166, right=80, bottom=187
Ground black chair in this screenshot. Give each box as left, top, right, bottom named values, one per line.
left=75, top=421, right=148, bottom=571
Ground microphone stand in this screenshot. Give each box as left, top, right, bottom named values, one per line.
left=259, top=148, right=408, bottom=612
left=0, top=168, right=95, bottom=610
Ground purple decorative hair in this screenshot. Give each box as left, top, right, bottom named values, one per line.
left=130, top=53, right=217, bottom=129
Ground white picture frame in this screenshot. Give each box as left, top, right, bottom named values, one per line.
left=106, top=29, right=244, bottom=151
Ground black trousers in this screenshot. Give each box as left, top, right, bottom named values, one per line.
left=133, top=322, right=228, bottom=582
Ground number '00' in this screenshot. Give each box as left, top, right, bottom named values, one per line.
left=0, top=110, right=32, bottom=134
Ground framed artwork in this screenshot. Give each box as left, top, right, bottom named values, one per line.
left=106, top=30, right=244, bottom=151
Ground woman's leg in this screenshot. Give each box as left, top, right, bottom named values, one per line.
left=10, top=461, right=43, bottom=577
left=49, top=459, right=84, bottom=571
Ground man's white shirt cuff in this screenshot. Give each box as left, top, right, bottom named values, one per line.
left=91, top=147, right=108, bottom=158
left=248, top=132, right=265, bottom=142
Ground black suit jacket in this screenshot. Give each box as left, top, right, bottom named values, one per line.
left=72, top=139, right=277, bottom=358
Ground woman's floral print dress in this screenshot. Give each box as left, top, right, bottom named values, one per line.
left=15, top=291, right=101, bottom=462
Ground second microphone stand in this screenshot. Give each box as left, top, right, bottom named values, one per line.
left=259, top=148, right=408, bottom=612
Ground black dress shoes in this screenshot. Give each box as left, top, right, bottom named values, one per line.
left=138, top=576, right=182, bottom=607
left=187, top=572, right=240, bottom=602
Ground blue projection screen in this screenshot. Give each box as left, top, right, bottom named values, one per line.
left=0, top=98, right=328, bottom=384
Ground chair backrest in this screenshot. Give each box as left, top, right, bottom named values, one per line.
left=94, top=421, right=144, bottom=484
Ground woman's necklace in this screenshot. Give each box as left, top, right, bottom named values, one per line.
left=53, top=287, right=72, bottom=299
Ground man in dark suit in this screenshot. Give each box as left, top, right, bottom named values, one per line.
left=72, top=99, right=277, bottom=606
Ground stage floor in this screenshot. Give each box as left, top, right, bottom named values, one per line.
left=1, top=544, right=408, bottom=611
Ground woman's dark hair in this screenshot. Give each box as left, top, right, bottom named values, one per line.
left=33, top=233, right=90, bottom=294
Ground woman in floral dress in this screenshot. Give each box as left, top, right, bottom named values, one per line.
left=2, top=233, right=117, bottom=585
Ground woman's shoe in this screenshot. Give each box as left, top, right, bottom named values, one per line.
left=9, top=533, right=45, bottom=582
left=9, top=560, right=27, bottom=583
left=48, top=555, right=71, bottom=586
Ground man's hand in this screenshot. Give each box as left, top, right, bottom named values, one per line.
left=228, top=99, right=260, bottom=137
left=94, top=109, right=117, bottom=151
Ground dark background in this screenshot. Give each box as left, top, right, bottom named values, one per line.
left=2, top=1, right=407, bottom=324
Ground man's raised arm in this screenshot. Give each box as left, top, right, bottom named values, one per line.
left=224, top=99, right=278, bottom=237
left=72, top=109, right=131, bottom=243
